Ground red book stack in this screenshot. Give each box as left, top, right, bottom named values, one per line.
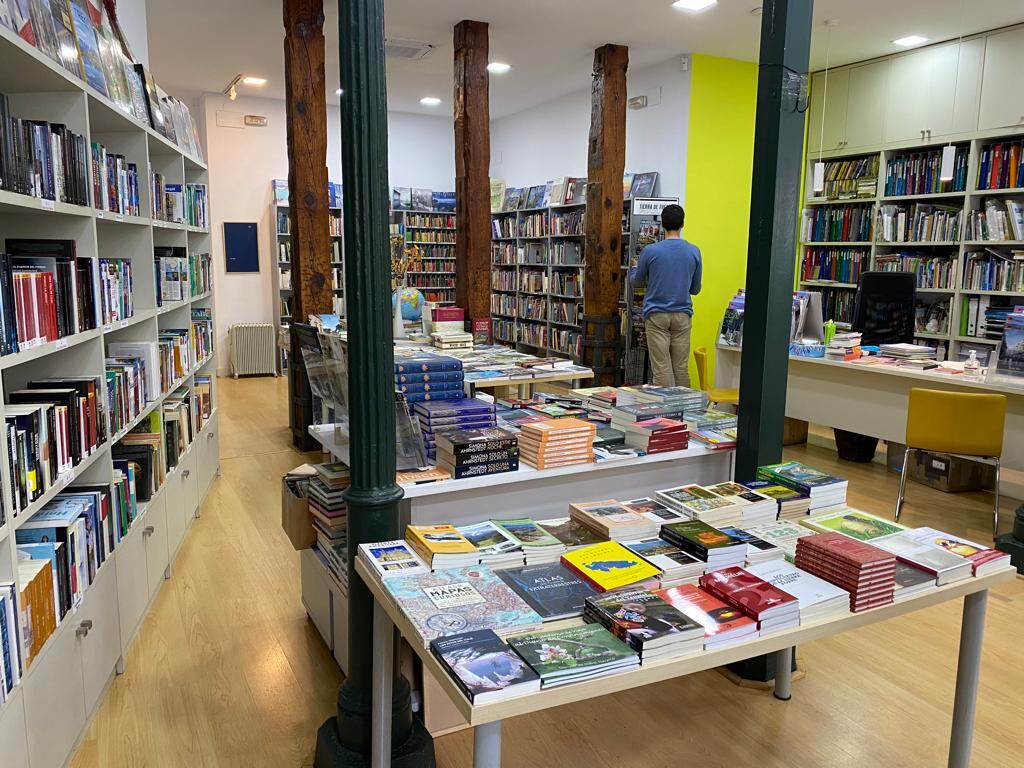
left=794, top=532, right=896, bottom=612
left=621, top=417, right=689, bottom=454
left=698, top=566, right=800, bottom=633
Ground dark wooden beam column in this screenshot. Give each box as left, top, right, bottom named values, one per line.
left=453, top=19, right=491, bottom=326
left=284, top=0, right=331, bottom=450
left=583, top=44, right=628, bottom=384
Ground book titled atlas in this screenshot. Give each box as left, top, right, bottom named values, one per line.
left=384, top=566, right=542, bottom=646
left=430, top=629, right=541, bottom=704
left=497, top=562, right=597, bottom=620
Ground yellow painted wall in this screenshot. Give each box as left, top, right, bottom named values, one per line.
left=684, top=54, right=758, bottom=385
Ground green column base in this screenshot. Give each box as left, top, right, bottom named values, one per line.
left=313, top=715, right=435, bottom=768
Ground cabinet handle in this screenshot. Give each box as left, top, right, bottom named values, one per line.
left=207, top=431, right=215, bottom=439
left=143, top=525, right=155, bottom=536
left=76, top=619, right=92, bottom=638
left=182, top=469, right=191, bottom=479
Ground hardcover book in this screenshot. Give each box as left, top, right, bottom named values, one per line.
left=903, top=527, right=1011, bottom=576
left=497, top=562, right=597, bottom=620
left=870, top=532, right=974, bottom=584
left=661, top=520, right=744, bottom=557
left=757, top=461, right=847, bottom=493
left=656, top=584, right=756, bottom=642
left=699, top=566, right=798, bottom=621
left=656, top=485, right=735, bottom=514
left=430, top=629, right=541, bottom=703
left=801, top=509, right=907, bottom=541
left=507, top=623, right=638, bottom=686
left=586, top=587, right=702, bottom=650
left=357, top=540, right=428, bottom=579
left=560, top=541, right=661, bottom=592
left=456, top=521, right=519, bottom=555
left=384, top=566, right=542, bottom=646
left=490, top=518, right=563, bottom=549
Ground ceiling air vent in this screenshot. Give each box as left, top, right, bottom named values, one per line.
left=385, top=37, right=435, bottom=61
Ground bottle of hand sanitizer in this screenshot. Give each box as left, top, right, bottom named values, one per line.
left=964, top=349, right=982, bottom=381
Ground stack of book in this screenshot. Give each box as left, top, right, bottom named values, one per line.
left=434, top=427, right=519, bottom=479
left=657, top=584, right=759, bottom=649
left=432, top=331, right=474, bottom=351
left=585, top=588, right=704, bottom=662
left=622, top=539, right=705, bottom=587
left=661, top=520, right=747, bottom=570
left=655, top=484, right=742, bottom=527
left=700, top=566, right=800, bottom=634
left=620, top=417, right=689, bottom=454
left=560, top=541, right=661, bottom=593
left=413, top=398, right=495, bottom=462
left=870, top=531, right=974, bottom=585
left=743, top=480, right=811, bottom=519
left=893, top=562, right=938, bottom=602
left=690, top=428, right=737, bottom=450
left=309, top=466, right=349, bottom=585
left=747, top=560, right=850, bottom=624
left=801, top=508, right=907, bottom=541
left=518, top=418, right=595, bottom=469
left=507, top=624, right=639, bottom=688
left=570, top=386, right=618, bottom=415
left=569, top=499, right=658, bottom=541
left=394, top=354, right=465, bottom=405
left=383, top=565, right=543, bottom=648
left=622, top=497, right=688, bottom=525
left=405, top=524, right=480, bottom=569
left=719, top=526, right=785, bottom=566
left=615, top=385, right=708, bottom=412
left=742, top=520, right=814, bottom=562
left=706, top=482, right=778, bottom=526
left=686, top=408, right=738, bottom=432
left=756, top=462, right=847, bottom=513
left=795, top=533, right=897, bottom=612
left=536, top=517, right=605, bottom=551
left=456, top=521, right=523, bottom=569
left=490, top=519, right=566, bottom=564
left=903, top=528, right=1010, bottom=577
left=357, top=540, right=429, bottom=580
left=878, top=342, right=937, bottom=361
left=826, top=331, right=863, bottom=361
left=430, top=630, right=542, bottom=703
left=497, top=562, right=597, bottom=620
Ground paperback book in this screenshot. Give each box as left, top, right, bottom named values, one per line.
left=496, top=562, right=597, bottom=620
left=507, top=623, right=638, bottom=687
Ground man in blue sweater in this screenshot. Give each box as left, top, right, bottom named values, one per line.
left=629, top=204, right=702, bottom=387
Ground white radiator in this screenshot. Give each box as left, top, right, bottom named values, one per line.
left=229, top=323, right=277, bottom=377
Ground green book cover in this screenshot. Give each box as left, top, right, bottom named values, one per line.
left=491, top=518, right=562, bottom=549
left=508, top=623, right=636, bottom=677
left=801, top=509, right=907, bottom=541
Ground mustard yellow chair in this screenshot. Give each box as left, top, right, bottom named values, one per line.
left=694, top=347, right=739, bottom=406
left=896, top=388, right=1007, bottom=537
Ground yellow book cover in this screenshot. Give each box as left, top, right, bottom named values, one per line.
left=405, top=524, right=477, bottom=557
left=560, top=541, right=661, bottom=592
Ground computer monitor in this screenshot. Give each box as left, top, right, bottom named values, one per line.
left=792, top=291, right=825, bottom=344
left=851, top=272, right=916, bottom=346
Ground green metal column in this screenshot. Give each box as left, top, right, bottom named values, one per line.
left=314, top=0, right=434, bottom=765
left=736, top=0, right=814, bottom=482
left=730, top=0, right=813, bottom=685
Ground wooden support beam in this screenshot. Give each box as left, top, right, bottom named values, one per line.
left=453, top=19, right=492, bottom=326
left=283, top=0, right=331, bottom=450
left=583, top=43, right=628, bottom=384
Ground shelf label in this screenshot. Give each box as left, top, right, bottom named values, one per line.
left=59, top=470, right=74, bottom=488
left=116, top=214, right=124, bottom=223
left=55, top=338, right=69, bottom=350
left=120, top=319, right=129, bottom=329
left=40, top=199, right=55, bottom=211
left=103, top=323, right=113, bottom=332
left=96, top=210, right=104, bottom=218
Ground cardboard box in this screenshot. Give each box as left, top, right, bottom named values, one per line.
left=282, top=477, right=315, bottom=550
left=907, top=450, right=995, bottom=493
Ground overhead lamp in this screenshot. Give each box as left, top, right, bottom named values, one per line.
left=228, top=85, right=237, bottom=101
left=893, top=35, right=928, bottom=47
left=420, top=96, right=441, bottom=106
left=672, top=0, right=717, bottom=12
left=487, top=62, right=512, bottom=74
left=241, top=76, right=267, bottom=86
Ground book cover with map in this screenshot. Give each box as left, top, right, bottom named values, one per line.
left=384, top=565, right=542, bottom=647
left=560, top=541, right=660, bottom=592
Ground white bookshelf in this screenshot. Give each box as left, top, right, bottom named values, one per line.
left=271, top=196, right=345, bottom=373
left=0, top=24, right=220, bottom=768
left=799, top=132, right=1024, bottom=362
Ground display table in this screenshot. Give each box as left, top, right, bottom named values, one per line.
left=463, top=366, right=594, bottom=398
left=359, top=558, right=1016, bottom=768
left=715, top=346, right=1024, bottom=481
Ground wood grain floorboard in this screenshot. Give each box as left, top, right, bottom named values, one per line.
left=70, top=376, right=1022, bottom=767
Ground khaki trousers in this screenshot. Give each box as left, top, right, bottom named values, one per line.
left=645, top=312, right=692, bottom=387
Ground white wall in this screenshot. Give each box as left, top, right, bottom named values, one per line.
left=200, top=94, right=455, bottom=374
left=117, top=0, right=149, bottom=66
left=490, top=57, right=691, bottom=201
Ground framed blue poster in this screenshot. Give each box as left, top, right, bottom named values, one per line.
left=224, top=222, right=260, bottom=272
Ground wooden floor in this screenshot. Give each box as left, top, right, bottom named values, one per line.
left=70, top=376, right=1023, bottom=767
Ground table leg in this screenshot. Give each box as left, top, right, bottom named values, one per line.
left=773, top=646, right=793, bottom=701
left=948, top=590, right=988, bottom=768
left=474, top=721, right=502, bottom=768
left=372, top=599, right=395, bottom=768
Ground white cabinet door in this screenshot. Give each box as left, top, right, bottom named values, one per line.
left=23, top=622, right=86, bottom=768
left=885, top=50, right=931, bottom=143
left=923, top=40, right=985, bottom=139
left=181, top=448, right=200, bottom=524
left=979, top=27, right=1024, bottom=130
left=845, top=60, right=889, bottom=150
left=807, top=68, right=849, bottom=154
left=300, top=549, right=333, bottom=651
left=947, top=38, right=984, bottom=137
left=77, top=560, right=122, bottom=713
left=164, top=459, right=189, bottom=559
left=198, top=413, right=220, bottom=497
left=143, top=494, right=170, bottom=599
left=115, top=518, right=149, bottom=650
left=0, top=690, right=31, bottom=768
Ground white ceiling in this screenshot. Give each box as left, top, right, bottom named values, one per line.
left=147, top=0, right=1024, bottom=119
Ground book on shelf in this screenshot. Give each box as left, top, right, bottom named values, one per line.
left=977, top=139, right=1024, bottom=191
left=17, top=558, right=56, bottom=669
left=885, top=146, right=968, bottom=196
left=382, top=565, right=543, bottom=648
left=808, top=156, right=879, bottom=201
left=154, top=247, right=188, bottom=305
left=506, top=623, right=638, bottom=688
left=430, top=629, right=541, bottom=703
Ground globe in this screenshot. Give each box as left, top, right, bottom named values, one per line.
left=392, top=287, right=425, bottom=321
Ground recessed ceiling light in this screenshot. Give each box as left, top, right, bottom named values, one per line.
left=241, top=76, right=267, bottom=87
left=420, top=96, right=441, bottom=106
left=336, top=88, right=344, bottom=95
left=487, top=62, right=512, bottom=74
left=672, top=0, right=717, bottom=12
left=893, top=35, right=928, bottom=47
